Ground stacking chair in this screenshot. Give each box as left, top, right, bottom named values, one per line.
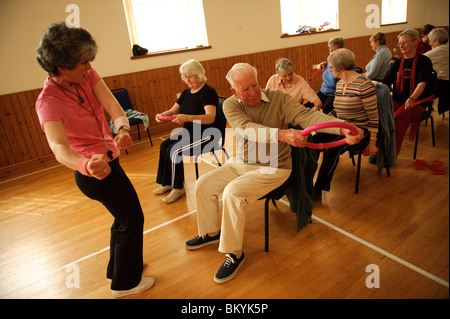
left=259, top=170, right=295, bottom=252
left=193, top=96, right=229, bottom=179
left=413, top=70, right=437, bottom=159
left=111, top=88, right=153, bottom=149
left=259, top=132, right=317, bottom=252
left=435, top=78, right=449, bottom=118
left=349, top=82, right=395, bottom=194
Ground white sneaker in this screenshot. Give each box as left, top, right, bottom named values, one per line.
left=162, top=188, right=186, bottom=204
left=111, top=277, right=155, bottom=298
left=154, top=185, right=172, bottom=195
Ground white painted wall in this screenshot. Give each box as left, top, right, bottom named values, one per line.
left=0, top=0, right=448, bottom=94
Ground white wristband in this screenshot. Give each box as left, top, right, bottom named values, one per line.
left=114, top=116, right=129, bottom=133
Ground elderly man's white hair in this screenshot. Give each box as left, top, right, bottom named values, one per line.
left=225, top=63, right=258, bottom=89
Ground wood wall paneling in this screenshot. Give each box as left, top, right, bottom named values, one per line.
left=1, top=28, right=448, bottom=178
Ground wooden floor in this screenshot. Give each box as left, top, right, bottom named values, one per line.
left=0, top=109, right=448, bottom=300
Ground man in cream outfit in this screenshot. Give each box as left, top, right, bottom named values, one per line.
left=185, top=63, right=364, bottom=284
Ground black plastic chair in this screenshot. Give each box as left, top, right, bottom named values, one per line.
left=435, top=78, right=449, bottom=118
left=193, top=96, right=229, bottom=179
left=111, top=88, right=153, bottom=148
left=259, top=139, right=317, bottom=252
left=349, top=82, right=394, bottom=194
left=259, top=172, right=295, bottom=252
left=413, top=70, right=437, bottom=159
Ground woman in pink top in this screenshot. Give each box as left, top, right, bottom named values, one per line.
left=35, top=22, right=153, bottom=298
left=266, top=58, right=322, bottom=110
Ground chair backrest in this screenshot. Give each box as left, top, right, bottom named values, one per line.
left=375, top=82, right=394, bottom=127
left=374, top=82, right=397, bottom=170
left=213, top=96, right=228, bottom=148
left=419, top=69, right=437, bottom=114
left=430, top=69, right=438, bottom=94
left=112, top=88, right=134, bottom=111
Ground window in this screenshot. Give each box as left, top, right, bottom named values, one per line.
left=123, top=0, right=209, bottom=55
left=381, top=0, right=408, bottom=25
left=280, top=0, right=339, bottom=36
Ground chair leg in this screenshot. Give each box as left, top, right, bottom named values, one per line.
left=270, top=197, right=277, bottom=206
left=413, top=131, right=419, bottom=160
left=430, top=116, right=435, bottom=147
left=136, top=124, right=141, bottom=141
left=355, top=151, right=362, bottom=194
left=265, top=198, right=270, bottom=252
left=350, top=152, right=355, bottom=166
left=222, top=147, right=230, bottom=160
left=385, top=162, right=390, bottom=177
left=380, top=142, right=390, bottom=177
left=146, top=128, right=153, bottom=146
left=195, top=162, right=199, bottom=180
left=212, top=151, right=222, bottom=167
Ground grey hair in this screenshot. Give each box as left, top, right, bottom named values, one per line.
left=328, top=37, right=345, bottom=49
left=428, top=28, right=449, bottom=44
left=328, top=48, right=355, bottom=72
left=179, top=59, right=207, bottom=83
left=370, top=32, right=387, bottom=45
left=225, top=63, right=258, bottom=89
left=398, top=29, right=419, bottom=41
left=275, top=58, right=295, bottom=73
left=36, top=22, right=97, bottom=77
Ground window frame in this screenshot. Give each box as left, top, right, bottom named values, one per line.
left=279, top=0, right=340, bottom=38
left=123, top=0, right=211, bottom=59
left=380, top=0, right=408, bottom=26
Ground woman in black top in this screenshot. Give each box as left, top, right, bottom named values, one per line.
left=382, top=29, right=433, bottom=156
left=155, top=59, right=218, bottom=203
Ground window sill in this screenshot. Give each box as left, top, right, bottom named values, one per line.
left=281, top=28, right=340, bottom=39
left=380, top=22, right=407, bottom=27
left=131, top=46, right=212, bottom=59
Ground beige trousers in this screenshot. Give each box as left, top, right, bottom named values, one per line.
left=195, top=162, right=291, bottom=253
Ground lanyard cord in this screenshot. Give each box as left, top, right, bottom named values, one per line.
left=51, top=78, right=85, bottom=104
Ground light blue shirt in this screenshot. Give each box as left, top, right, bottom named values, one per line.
left=320, top=62, right=340, bottom=96
left=365, top=45, right=392, bottom=81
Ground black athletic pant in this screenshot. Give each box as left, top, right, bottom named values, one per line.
left=156, top=134, right=212, bottom=189
left=316, top=91, right=335, bottom=114
left=74, top=158, right=144, bottom=291
left=313, top=130, right=370, bottom=192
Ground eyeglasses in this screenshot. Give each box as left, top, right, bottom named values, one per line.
left=397, top=40, right=413, bottom=47
left=181, top=74, right=196, bottom=80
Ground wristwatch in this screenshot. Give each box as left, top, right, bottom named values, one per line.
left=118, top=125, right=131, bottom=133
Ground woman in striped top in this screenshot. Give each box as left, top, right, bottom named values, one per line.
left=313, top=48, right=379, bottom=199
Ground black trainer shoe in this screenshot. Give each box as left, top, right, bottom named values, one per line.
left=185, top=232, right=220, bottom=250
left=214, top=252, right=245, bottom=284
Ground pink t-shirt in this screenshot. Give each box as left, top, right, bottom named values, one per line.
left=36, top=69, right=120, bottom=160
left=266, top=73, right=319, bottom=104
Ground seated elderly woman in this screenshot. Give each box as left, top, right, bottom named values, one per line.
left=382, top=29, right=434, bottom=156
left=266, top=58, right=322, bottom=110
left=365, top=32, right=392, bottom=82
left=425, top=28, right=449, bottom=115
left=154, top=59, right=218, bottom=204
left=313, top=48, right=379, bottom=199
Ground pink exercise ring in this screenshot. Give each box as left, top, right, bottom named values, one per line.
left=157, top=116, right=176, bottom=121
left=300, top=121, right=359, bottom=149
